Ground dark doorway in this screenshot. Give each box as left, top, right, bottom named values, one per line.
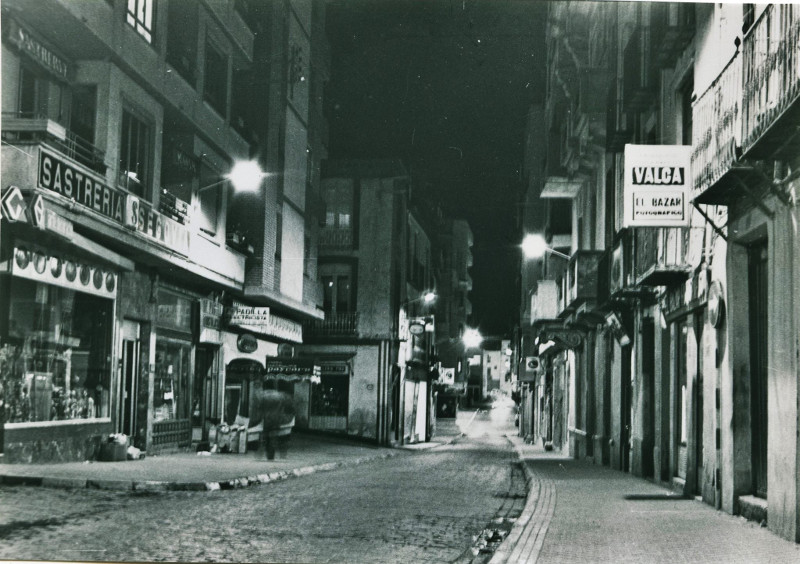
left=120, top=320, right=141, bottom=441
left=693, top=313, right=705, bottom=496
left=748, top=241, right=768, bottom=498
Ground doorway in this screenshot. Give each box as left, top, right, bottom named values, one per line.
left=119, top=320, right=141, bottom=439
left=693, top=313, right=705, bottom=496
left=748, top=241, right=768, bottom=498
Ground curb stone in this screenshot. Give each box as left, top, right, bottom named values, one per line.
left=489, top=438, right=544, bottom=564
left=1, top=449, right=402, bottom=494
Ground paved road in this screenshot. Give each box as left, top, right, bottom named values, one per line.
left=0, top=403, right=523, bottom=563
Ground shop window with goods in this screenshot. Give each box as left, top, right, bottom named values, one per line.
left=3, top=269, right=113, bottom=424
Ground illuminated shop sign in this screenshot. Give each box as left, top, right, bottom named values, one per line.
left=124, top=195, right=190, bottom=256
left=623, top=144, right=691, bottom=227
left=38, top=150, right=190, bottom=256
left=11, top=246, right=117, bottom=299
left=39, top=150, right=125, bottom=222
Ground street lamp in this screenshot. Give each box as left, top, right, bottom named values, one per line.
left=198, top=159, right=267, bottom=194
left=462, top=327, right=483, bottom=349
left=522, top=234, right=570, bottom=261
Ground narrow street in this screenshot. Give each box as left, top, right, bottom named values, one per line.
left=0, top=404, right=524, bottom=563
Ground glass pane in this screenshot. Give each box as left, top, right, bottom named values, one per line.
left=154, top=339, right=191, bottom=422
left=4, top=279, right=113, bottom=423
left=336, top=275, right=350, bottom=313
left=322, top=276, right=333, bottom=312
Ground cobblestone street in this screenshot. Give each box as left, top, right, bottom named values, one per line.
left=0, top=412, right=525, bottom=563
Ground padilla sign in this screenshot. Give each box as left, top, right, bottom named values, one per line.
left=623, top=145, right=691, bottom=227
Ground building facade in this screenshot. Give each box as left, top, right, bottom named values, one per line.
left=1, top=0, right=327, bottom=462
left=521, top=1, right=800, bottom=543
left=303, top=159, right=450, bottom=445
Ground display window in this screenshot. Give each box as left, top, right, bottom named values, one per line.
left=153, top=338, right=191, bottom=423
left=310, top=375, right=348, bottom=417
left=2, top=278, right=113, bottom=423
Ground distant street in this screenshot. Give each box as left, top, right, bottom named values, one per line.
left=0, top=401, right=523, bottom=564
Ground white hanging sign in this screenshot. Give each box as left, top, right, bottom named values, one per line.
left=623, top=144, right=691, bottom=227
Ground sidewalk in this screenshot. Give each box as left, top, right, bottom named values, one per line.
left=0, top=425, right=462, bottom=493
left=492, top=434, right=800, bottom=564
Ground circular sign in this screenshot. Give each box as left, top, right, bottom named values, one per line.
left=50, top=257, right=63, bottom=278
left=708, top=280, right=725, bottom=328
left=105, top=273, right=116, bottom=292
left=79, top=265, right=91, bottom=285
left=409, top=322, right=425, bottom=336
left=237, top=333, right=258, bottom=353
left=65, top=261, right=77, bottom=281
left=33, top=252, right=46, bottom=274
left=15, top=248, right=30, bottom=270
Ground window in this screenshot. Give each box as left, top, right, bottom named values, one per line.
left=18, top=66, right=46, bottom=118
left=4, top=278, right=113, bottom=423
left=118, top=109, right=152, bottom=197
left=154, top=338, right=190, bottom=423
left=204, top=41, right=228, bottom=116
left=127, top=0, right=154, bottom=43
left=680, top=77, right=694, bottom=146
left=197, top=161, right=222, bottom=236
left=166, top=0, right=197, bottom=83
left=320, top=264, right=353, bottom=315
left=323, top=184, right=353, bottom=228
left=275, top=209, right=283, bottom=259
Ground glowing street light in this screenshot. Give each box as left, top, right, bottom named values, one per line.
left=462, top=328, right=483, bottom=349
left=521, top=234, right=570, bottom=261
left=198, top=159, right=267, bottom=194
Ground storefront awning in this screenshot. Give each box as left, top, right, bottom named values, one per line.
left=264, top=359, right=321, bottom=384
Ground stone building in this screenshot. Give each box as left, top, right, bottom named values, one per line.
left=521, top=1, right=800, bottom=543
left=1, top=0, right=327, bottom=461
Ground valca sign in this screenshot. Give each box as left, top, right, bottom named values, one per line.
left=623, top=145, right=691, bottom=227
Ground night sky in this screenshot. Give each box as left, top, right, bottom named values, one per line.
left=325, top=0, right=547, bottom=336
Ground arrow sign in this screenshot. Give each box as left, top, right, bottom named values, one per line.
left=1, top=186, right=26, bottom=222
left=28, top=194, right=45, bottom=228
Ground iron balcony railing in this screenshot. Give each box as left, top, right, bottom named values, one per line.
left=304, top=311, right=359, bottom=337
left=634, top=227, right=690, bottom=287
left=319, top=226, right=353, bottom=248
left=741, top=4, right=800, bottom=156
left=691, top=51, right=742, bottom=200
left=2, top=112, right=107, bottom=174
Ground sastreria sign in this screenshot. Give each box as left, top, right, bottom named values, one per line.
left=623, top=144, right=691, bottom=227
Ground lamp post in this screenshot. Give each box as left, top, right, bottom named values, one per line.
left=521, top=234, right=570, bottom=261
left=198, top=159, right=268, bottom=194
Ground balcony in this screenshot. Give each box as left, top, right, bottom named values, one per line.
left=606, top=81, right=633, bottom=153
left=741, top=4, right=800, bottom=159
left=650, top=2, right=695, bottom=69
left=622, top=28, right=658, bottom=114
left=2, top=113, right=107, bottom=174
left=304, top=312, right=359, bottom=338
left=530, top=280, right=560, bottom=323
left=566, top=250, right=603, bottom=308
left=691, top=52, right=753, bottom=205
left=319, top=226, right=353, bottom=249
left=633, top=227, right=690, bottom=287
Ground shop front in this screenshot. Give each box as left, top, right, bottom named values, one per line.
left=308, top=360, right=350, bottom=432
left=0, top=240, right=122, bottom=463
